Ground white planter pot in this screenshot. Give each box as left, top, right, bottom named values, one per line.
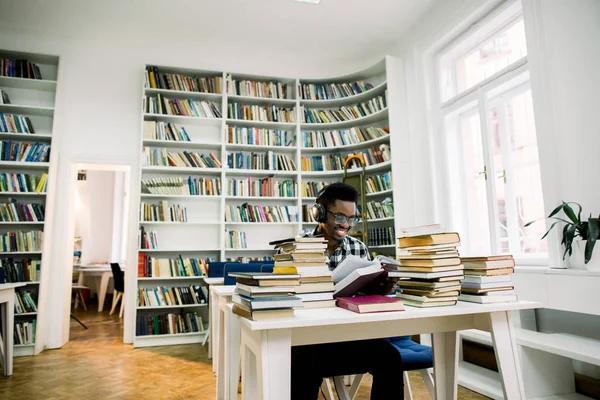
left=567, top=239, right=600, bottom=270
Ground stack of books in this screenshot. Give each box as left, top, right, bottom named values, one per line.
left=388, top=232, right=463, bottom=308
left=458, top=255, right=517, bottom=303
left=231, top=272, right=302, bottom=320
left=270, top=237, right=336, bottom=308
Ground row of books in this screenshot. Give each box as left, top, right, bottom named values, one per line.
left=227, top=177, right=296, bottom=198
left=137, top=254, right=211, bottom=278
left=0, top=89, right=11, bottom=104
left=366, top=172, right=392, bottom=193
left=0, top=141, right=50, bottom=162
left=368, top=226, right=395, bottom=247
left=15, top=290, right=37, bottom=313
left=0, top=231, right=43, bottom=253
left=301, top=145, right=390, bottom=172
left=144, top=95, right=222, bottom=118
left=226, top=230, right=248, bottom=249
left=1, top=58, right=43, bottom=79
left=142, top=121, right=191, bottom=142
left=301, top=205, right=317, bottom=223
left=139, top=227, right=158, bottom=250
left=145, top=66, right=222, bottom=93
left=302, top=93, right=387, bottom=124
left=142, top=147, right=222, bottom=168
left=227, top=126, right=293, bottom=147
left=227, top=151, right=296, bottom=171
left=346, top=144, right=391, bottom=167
left=139, top=201, right=187, bottom=222
left=141, top=176, right=221, bottom=196
left=224, top=204, right=298, bottom=223
left=0, top=200, right=44, bottom=222
left=364, top=199, right=394, bottom=220
left=0, top=173, right=47, bottom=193
left=0, top=258, right=41, bottom=283
left=227, top=75, right=288, bottom=99
left=302, top=127, right=388, bottom=148
left=299, top=80, right=374, bottom=101
left=14, top=320, right=36, bottom=345
left=225, top=256, right=273, bottom=263
left=137, top=285, right=207, bottom=307
left=0, top=113, right=36, bottom=134
left=135, top=311, right=206, bottom=337
left=301, top=181, right=334, bottom=197
left=227, top=103, right=295, bottom=123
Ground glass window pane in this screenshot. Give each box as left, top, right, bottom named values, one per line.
left=488, top=88, right=547, bottom=257
left=458, top=112, right=492, bottom=255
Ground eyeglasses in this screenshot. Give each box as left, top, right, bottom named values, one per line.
left=326, top=209, right=361, bottom=226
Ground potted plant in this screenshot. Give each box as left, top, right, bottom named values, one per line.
left=526, top=201, right=600, bottom=268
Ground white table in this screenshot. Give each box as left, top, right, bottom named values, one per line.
left=0, top=282, right=26, bottom=376
left=74, top=264, right=124, bottom=312
left=221, top=300, right=539, bottom=400
left=203, top=276, right=225, bottom=359
left=210, top=285, right=236, bottom=376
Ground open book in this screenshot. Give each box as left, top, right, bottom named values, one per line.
left=332, top=255, right=386, bottom=298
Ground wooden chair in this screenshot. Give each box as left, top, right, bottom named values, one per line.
left=109, top=263, right=124, bottom=318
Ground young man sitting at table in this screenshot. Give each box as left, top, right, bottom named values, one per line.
left=291, top=182, right=403, bottom=400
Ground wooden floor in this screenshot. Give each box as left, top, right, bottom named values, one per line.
left=0, top=305, right=489, bottom=399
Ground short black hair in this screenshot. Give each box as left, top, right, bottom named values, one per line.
left=317, top=182, right=359, bottom=207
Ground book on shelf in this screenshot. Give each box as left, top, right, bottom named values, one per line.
left=1, top=58, right=43, bottom=79
left=363, top=199, right=394, bottom=220
left=227, top=126, right=293, bottom=147
left=141, top=176, right=221, bottom=196
left=144, top=94, right=222, bottom=118
left=227, top=151, right=296, bottom=171
left=14, top=320, right=36, bottom=345
left=0, top=199, right=44, bottom=222
left=226, top=75, right=288, bottom=99
left=228, top=177, right=296, bottom=198
left=0, top=258, right=41, bottom=282
left=14, top=289, right=37, bottom=313
left=226, top=230, right=248, bottom=249
left=139, top=227, right=158, bottom=250
left=299, top=80, right=375, bottom=100
left=0, top=113, right=36, bottom=134
left=145, top=66, right=222, bottom=93
left=225, top=204, right=298, bottom=223
left=366, top=172, right=392, bottom=194
left=137, top=254, right=211, bottom=278
left=302, top=127, right=389, bottom=148
left=368, top=227, right=395, bottom=247
left=143, top=121, right=191, bottom=142
left=270, top=236, right=335, bottom=308
left=302, top=92, right=387, bottom=124
left=0, top=89, right=11, bottom=104
left=136, top=311, right=205, bottom=336
left=301, top=181, right=335, bottom=198
left=0, top=173, right=47, bottom=194
left=0, top=231, right=43, bottom=252
left=232, top=272, right=301, bottom=321
left=336, top=294, right=404, bottom=314
left=0, top=141, right=50, bottom=162
left=142, top=147, right=221, bottom=168
left=140, top=201, right=187, bottom=222
left=227, top=103, right=295, bottom=123
left=137, top=284, right=206, bottom=307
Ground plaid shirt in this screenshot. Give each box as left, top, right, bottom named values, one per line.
left=302, top=228, right=370, bottom=270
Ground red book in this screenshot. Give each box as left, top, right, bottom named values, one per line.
left=336, top=295, right=405, bottom=314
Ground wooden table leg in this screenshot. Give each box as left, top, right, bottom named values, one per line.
left=432, top=331, right=458, bottom=400
left=490, top=311, right=526, bottom=399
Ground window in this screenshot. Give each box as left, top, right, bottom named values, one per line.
left=436, top=1, right=547, bottom=263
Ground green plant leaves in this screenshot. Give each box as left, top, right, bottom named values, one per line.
left=562, top=202, right=581, bottom=225
left=585, top=217, right=600, bottom=263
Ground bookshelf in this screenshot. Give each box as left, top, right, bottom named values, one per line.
left=0, top=49, right=58, bottom=356
left=135, top=59, right=398, bottom=347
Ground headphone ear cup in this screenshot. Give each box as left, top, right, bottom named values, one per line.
left=311, top=203, right=326, bottom=223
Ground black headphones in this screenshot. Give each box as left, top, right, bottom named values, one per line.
left=310, top=186, right=328, bottom=223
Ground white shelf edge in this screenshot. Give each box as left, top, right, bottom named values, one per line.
left=142, top=139, right=222, bottom=149
left=300, top=108, right=388, bottom=130
left=140, top=194, right=220, bottom=199
left=225, top=143, right=296, bottom=151
left=136, top=304, right=208, bottom=310
left=299, top=81, right=388, bottom=107
left=225, top=196, right=298, bottom=201
left=138, top=276, right=206, bottom=281
left=139, top=249, right=220, bottom=253
left=224, top=248, right=275, bottom=252
left=300, top=134, right=390, bottom=153
left=138, top=221, right=220, bottom=225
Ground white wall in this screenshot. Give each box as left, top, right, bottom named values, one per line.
left=0, top=0, right=434, bottom=348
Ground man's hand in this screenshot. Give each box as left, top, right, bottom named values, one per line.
left=380, top=277, right=400, bottom=295
left=358, top=272, right=399, bottom=295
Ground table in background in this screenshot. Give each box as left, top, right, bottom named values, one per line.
left=225, top=300, right=540, bottom=400
left=73, top=264, right=124, bottom=312
left=0, top=282, right=26, bottom=376
left=210, top=285, right=235, bottom=376
left=202, top=276, right=224, bottom=358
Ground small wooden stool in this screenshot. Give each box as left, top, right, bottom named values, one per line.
left=72, top=285, right=89, bottom=311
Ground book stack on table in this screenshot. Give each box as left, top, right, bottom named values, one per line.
left=387, top=232, right=464, bottom=308
left=270, top=236, right=335, bottom=309
left=458, top=255, right=517, bottom=303
left=231, top=272, right=302, bottom=321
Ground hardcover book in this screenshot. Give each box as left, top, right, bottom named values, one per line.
left=336, top=294, right=404, bottom=313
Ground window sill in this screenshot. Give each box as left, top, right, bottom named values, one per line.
left=515, top=265, right=600, bottom=277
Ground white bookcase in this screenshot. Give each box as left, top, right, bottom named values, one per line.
left=0, top=49, right=58, bottom=356
left=134, top=59, right=398, bottom=347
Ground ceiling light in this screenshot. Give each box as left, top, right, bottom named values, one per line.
left=293, top=0, right=321, bottom=4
